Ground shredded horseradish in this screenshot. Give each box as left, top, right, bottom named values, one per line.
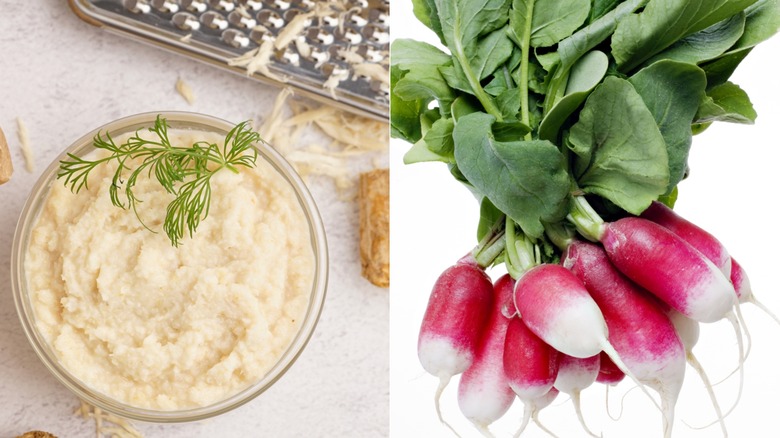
left=256, top=88, right=388, bottom=194
left=76, top=401, right=144, bottom=438
left=226, top=0, right=388, bottom=99
left=274, top=11, right=315, bottom=51
left=16, top=117, right=34, bottom=173
left=175, top=77, right=195, bottom=105
left=228, top=39, right=283, bottom=82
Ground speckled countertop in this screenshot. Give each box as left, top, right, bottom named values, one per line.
left=0, top=1, right=388, bottom=437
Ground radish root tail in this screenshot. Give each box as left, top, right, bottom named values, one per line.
left=600, top=340, right=663, bottom=414
left=571, top=390, right=602, bottom=438
left=748, top=295, right=780, bottom=327
left=434, top=375, right=463, bottom=438
left=682, top=351, right=728, bottom=437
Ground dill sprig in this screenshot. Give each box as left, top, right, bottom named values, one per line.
left=57, top=115, right=260, bottom=246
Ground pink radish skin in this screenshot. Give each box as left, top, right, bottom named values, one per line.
left=513, top=264, right=612, bottom=359
left=457, top=274, right=516, bottom=435
left=417, top=257, right=494, bottom=424
left=503, top=316, right=560, bottom=401
left=553, top=353, right=602, bottom=438
left=564, top=240, right=686, bottom=438
left=512, top=264, right=662, bottom=414
left=730, top=258, right=751, bottom=302
left=596, top=351, right=625, bottom=385
left=599, top=217, right=736, bottom=323
left=641, top=201, right=731, bottom=276
left=637, top=205, right=754, bottom=423
left=646, top=201, right=780, bottom=330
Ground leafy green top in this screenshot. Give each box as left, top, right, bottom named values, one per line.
left=57, top=116, right=260, bottom=247
left=392, top=0, right=779, bottom=274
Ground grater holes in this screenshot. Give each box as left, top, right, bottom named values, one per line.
left=320, top=14, right=339, bottom=28
left=257, top=10, right=285, bottom=29
left=229, top=10, right=257, bottom=28
left=123, top=0, right=152, bottom=14
left=363, top=46, right=385, bottom=63
left=361, top=24, right=388, bottom=45
left=282, top=8, right=304, bottom=22
left=348, top=11, right=369, bottom=27
left=305, top=27, right=334, bottom=46
left=222, top=29, right=250, bottom=48
left=249, top=27, right=273, bottom=44
left=292, top=0, right=315, bottom=8
left=371, top=79, right=390, bottom=98
left=272, top=0, right=292, bottom=10
left=368, top=8, right=388, bottom=26
left=181, top=0, right=208, bottom=13
left=278, top=48, right=301, bottom=66
left=308, top=47, right=330, bottom=68
left=336, top=27, right=363, bottom=45
left=201, top=11, right=229, bottom=30
left=151, top=0, right=179, bottom=13
left=321, top=62, right=350, bottom=81
left=237, top=0, right=263, bottom=10
left=347, top=0, right=369, bottom=8
left=209, top=0, right=236, bottom=12
left=172, top=12, right=201, bottom=30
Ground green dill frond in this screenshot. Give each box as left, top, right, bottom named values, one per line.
left=56, top=116, right=262, bottom=247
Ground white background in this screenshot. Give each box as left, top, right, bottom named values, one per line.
left=390, top=2, right=780, bottom=437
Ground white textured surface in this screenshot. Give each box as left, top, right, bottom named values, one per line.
left=0, top=1, right=388, bottom=437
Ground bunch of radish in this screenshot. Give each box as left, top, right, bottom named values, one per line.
left=393, top=0, right=780, bottom=435
left=417, top=198, right=775, bottom=437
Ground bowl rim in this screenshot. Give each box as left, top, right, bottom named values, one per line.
left=10, top=111, right=329, bottom=422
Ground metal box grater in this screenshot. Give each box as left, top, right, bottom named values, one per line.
left=68, top=0, right=390, bottom=121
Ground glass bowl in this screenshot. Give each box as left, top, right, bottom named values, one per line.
left=11, top=111, right=328, bottom=422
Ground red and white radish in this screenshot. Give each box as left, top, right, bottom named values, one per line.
left=512, top=263, right=661, bottom=413
left=640, top=200, right=731, bottom=276
left=457, top=273, right=516, bottom=436
left=503, top=316, right=560, bottom=401
left=417, top=256, right=494, bottom=425
left=596, top=351, right=625, bottom=386
left=513, top=264, right=611, bottom=359
left=553, top=353, right=602, bottom=438
left=730, top=258, right=751, bottom=302
left=598, top=217, right=736, bottom=323
left=563, top=240, right=687, bottom=438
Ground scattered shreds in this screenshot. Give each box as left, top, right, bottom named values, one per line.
left=286, top=148, right=354, bottom=192
left=0, top=125, right=12, bottom=184
left=175, top=77, right=196, bottom=105
left=258, top=87, right=295, bottom=145
left=179, top=33, right=192, bottom=43
left=286, top=101, right=388, bottom=151
left=76, top=401, right=144, bottom=438
left=256, top=88, right=388, bottom=196
left=227, top=39, right=285, bottom=82
left=274, top=11, right=315, bottom=51
left=352, top=63, right=390, bottom=88
left=294, top=38, right=312, bottom=58
left=16, top=117, right=34, bottom=173
left=337, top=48, right=365, bottom=64
left=322, top=68, right=350, bottom=99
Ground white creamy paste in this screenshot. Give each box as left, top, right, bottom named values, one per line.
left=25, top=128, right=315, bottom=410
